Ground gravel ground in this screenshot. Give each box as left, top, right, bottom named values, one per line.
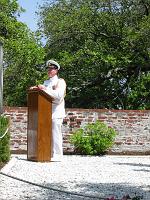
left=0, top=154, right=150, bottom=200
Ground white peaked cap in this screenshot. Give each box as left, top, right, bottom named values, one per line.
left=46, top=60, right=60, bottom=70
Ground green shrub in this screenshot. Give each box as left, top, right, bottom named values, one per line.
left=70, top=120, right=117, bottom=155
left=0, top=115, right=10, bottom=162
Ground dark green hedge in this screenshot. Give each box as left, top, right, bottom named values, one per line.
left=0, top=115, right=10, bottom=163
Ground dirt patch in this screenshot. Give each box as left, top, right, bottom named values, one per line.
left=0, top=162, right=5, bottom=170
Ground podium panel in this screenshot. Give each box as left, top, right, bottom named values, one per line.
left=27, top=89, right=52, bottom=162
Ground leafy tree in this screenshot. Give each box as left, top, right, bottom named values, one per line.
left=38, top=0, right=150, bottom=109
left=0, top=0, right=46, bottom=106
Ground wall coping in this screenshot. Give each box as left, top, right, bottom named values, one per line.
left=4, top=106, right=150, bottom=113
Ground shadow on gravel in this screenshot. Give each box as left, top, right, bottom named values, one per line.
left=1, top=156, right=149, bottom=200
left=114, top=162, right=150, bottom=168
left=42, top=182, right=148, bottom=200
left=114, top=162, right=150, bottom=172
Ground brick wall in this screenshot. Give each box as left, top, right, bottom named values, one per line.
left=4, top=107, right=150, bottom=155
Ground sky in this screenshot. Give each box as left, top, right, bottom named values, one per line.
left=17, top=0, right=44, bottom=31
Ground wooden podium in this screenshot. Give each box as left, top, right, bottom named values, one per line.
left=27, top=89, right=52, bottom=162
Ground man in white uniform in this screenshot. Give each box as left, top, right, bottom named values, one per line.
left=31, top=60, right=66, bottom=161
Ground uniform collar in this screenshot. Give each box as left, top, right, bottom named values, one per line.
left=49, top=75, right=58, bottom=83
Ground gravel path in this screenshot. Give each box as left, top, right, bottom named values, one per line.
left=0, top=155, right=150, bottom=200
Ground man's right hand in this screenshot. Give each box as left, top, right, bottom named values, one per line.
left=29, top=86, right=39, bottom=90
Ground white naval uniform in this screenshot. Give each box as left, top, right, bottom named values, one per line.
left=43, top=75, right=66, bottom=160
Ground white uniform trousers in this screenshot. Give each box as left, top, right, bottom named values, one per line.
left=51, top=118, right=63, bottom=159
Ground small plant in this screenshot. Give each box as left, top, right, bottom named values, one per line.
left=105, top=194, right=143, bottom=200
left=70, top=120, right=117, bottom=155
left=0, top=115, right=10, bottom=163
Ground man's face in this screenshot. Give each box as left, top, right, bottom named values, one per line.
left=47, top=66, right=58, bottom=78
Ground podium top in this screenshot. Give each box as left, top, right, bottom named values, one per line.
left=28, top=88, right=53, bottom=102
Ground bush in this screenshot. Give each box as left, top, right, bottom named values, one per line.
left=0, top=115, right=10, bottom=162
left=70, top=120, right=117, bottom=155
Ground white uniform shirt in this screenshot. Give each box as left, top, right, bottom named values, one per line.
left=43, top=75, right=66, bottom=119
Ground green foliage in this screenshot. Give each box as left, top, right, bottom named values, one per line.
left=127, top=73, right=150, bottom=109
left=70, top=121, right=117, bottom=155
left=0, top=0, right=46, bottom=106
left=38, top=0, right=150, bottom=109
left=3, top=29, right=45, bottom=106
left=1, top=0, right=150, bottom=108
left=0, top=115, right=10, bottom=162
